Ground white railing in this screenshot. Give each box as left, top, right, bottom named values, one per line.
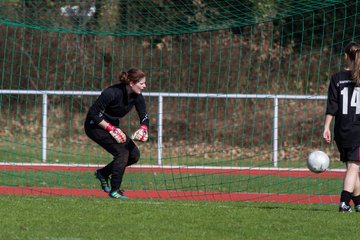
left=0, top=89, right=327, bottom=167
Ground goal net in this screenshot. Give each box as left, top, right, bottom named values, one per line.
left=0, top=0, right=357, bottom=203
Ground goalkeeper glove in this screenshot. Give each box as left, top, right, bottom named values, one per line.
left=131, top=125, right=148, bottom=142
left=105, top=124, right=126, bottom=143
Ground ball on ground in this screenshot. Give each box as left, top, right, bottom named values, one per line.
left=307, top=150, right=330, bottom=173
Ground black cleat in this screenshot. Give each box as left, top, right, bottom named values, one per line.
left=109, top=189, right=128, bottom=199
left=339, top=202, right=352, bottom=212
left=95, top=170, right=110, bottom=193
left=354, top=205, right=360, bottom=212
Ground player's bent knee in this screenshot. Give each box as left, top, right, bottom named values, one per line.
left=128, top=149, right=140, bottom=166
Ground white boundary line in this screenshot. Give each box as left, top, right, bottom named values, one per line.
left=0, top=162, right=346, bottom=172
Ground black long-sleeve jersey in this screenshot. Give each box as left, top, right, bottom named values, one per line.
left=86, top=83, right=149, bottom=128
left=326, top=70, right=360, bottom=147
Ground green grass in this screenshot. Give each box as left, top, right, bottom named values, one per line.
left=1, top=194, right=359, bottom=240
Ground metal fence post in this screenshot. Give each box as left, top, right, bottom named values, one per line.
left=42, top=93, right=48, bottom=162
left=273, top=96, right=278, bottom=167
left=157, top=95, right=163, bottom=165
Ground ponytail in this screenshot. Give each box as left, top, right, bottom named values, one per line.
left=354, top=51, right=360, bottom=85
left=118, top=68, right=145, bottom=85
left=344, top=42, right=360, bottom=86
left=118, top=71, right=129, bottom=84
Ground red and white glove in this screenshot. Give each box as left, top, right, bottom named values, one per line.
left=106, top=124, right=126, bottom=143
left=131, top=125, right=148, bottom=142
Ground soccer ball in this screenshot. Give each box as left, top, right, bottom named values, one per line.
left=307, top=150, right=330, bottom=173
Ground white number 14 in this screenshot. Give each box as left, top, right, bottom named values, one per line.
left=341, top=87, right=360, bottom=114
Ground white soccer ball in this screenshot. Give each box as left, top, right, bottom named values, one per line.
left=307, top=150, right=330, bottom=173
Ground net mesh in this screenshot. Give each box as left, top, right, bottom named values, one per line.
left=0, top=0, right=346, bottom=35
left=0, top=0, right=359, bottom=203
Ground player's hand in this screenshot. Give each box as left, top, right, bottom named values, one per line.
left=131, top=125, right=148, bottom=142
left=106, top=124, right=126, bottom=143
left=323, top=128, right=331, bottom=144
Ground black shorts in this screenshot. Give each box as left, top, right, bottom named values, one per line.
left=337, top=144, right=360, bottom=162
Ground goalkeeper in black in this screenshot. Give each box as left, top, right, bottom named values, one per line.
left=84, top=68, right=149, bottom=199
left=323, top=42, right=360, bottom=212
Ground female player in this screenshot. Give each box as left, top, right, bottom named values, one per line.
left=84, top=68, right=149, bottom=199
left=323, top=42, right=360, bottom=212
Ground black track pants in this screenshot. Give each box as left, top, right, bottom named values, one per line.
left=84, top=119, right=140, bottom=191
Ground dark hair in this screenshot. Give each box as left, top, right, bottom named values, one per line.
left=344, top=42, right=360, bottom=85
left=118, top=68, right=145, bottom=85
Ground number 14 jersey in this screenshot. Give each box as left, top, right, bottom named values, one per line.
left=326, top=70, right=360, bottom=147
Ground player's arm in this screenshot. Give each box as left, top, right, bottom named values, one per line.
left=132, top=94, right=149, bottom=142
left=87, top=88, right=115, bottom=125
left=323, top=76, right=338, bottom=144
left=88, top=88, right=126, bottom=143
left=323, top=114, right=333, bottom=144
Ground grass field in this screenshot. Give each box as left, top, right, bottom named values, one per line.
left=0, top=145, right=350, bottom=239
left=2, top=194, right=360, bottom=240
